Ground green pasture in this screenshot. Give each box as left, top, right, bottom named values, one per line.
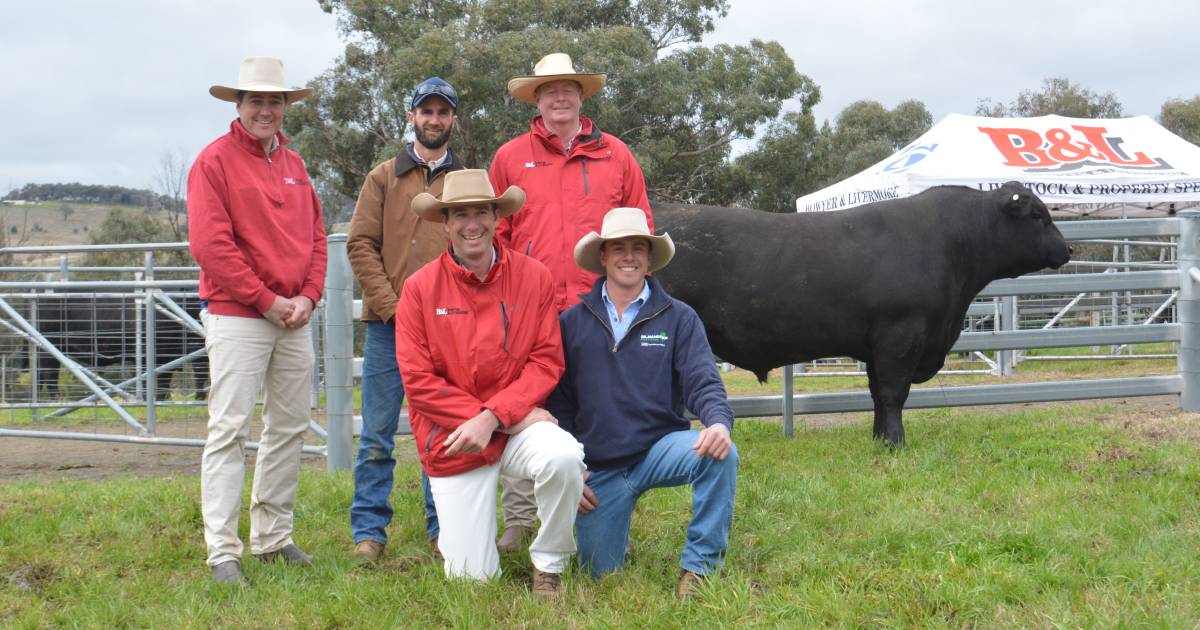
left=3, top=398, right=1200, bottom=627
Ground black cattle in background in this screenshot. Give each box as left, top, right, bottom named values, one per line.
left=652, top=182, right=1072, bottom=445
left=27, top=295, right=208, bottom=400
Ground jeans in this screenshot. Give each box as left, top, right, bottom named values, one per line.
left=351, top=320, right=438, bottom=545
left=575, top=429, right=738, bottom=577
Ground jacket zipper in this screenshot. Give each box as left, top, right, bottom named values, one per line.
left=582, top=299, right=670, bottom=352
left=581, top=159, right=589, bottom=195
left=425, top=426, right=441, bottom=455
left=500, top=301, right=510, bottom=353
left=525, top=241, right=533, bottom=256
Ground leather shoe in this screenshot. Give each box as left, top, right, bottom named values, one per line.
left=531, top=567, right=562, bottom=599
left=254, top=543, right=313, bottom=566
left=211, top=560, right=247, bottom=586
left=354, top=540, right=385, bottom=563
left=497, top=524, right=532, bottom=553
left=677, top=570, right=704, bottom=599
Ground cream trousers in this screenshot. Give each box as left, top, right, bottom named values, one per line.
left=200, top=314, right=313, bottom=566
left=429, top=421, right=585, bottom=580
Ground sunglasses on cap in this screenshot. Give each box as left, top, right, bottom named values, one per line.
left=411, top=79, right=458, bottom=110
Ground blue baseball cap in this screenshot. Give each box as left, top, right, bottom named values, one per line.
left=411, top=77, right=458, bottom=110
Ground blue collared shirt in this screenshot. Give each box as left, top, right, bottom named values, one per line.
left=602, top=280, right=651, bottom=344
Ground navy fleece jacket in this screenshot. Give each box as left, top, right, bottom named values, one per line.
left=547, top=276, right=734, bottom=470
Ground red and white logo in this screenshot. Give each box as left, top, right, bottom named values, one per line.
left=977, top=125, right=1172, bottom=173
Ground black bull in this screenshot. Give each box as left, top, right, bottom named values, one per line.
left=27, top=295, right=209, bottom=399
left=652, top=182, right=1071, bottom=445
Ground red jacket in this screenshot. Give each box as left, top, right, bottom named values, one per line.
left=489, top=116, right=652, bottom=312
left=394, top=244, right=564, bottom=477
left=187, top=120, right=327, bottom=317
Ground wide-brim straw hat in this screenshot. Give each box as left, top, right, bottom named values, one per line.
left=507, top=53, right=606, bottom=104
left=574, top=207, right=674, bottom=275
left=210, top=57, right=313, bottom=103
left=412, top=169, right=526, bottom=222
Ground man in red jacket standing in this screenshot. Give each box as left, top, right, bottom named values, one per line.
left=489, top=52, right=653, bottom=550
left=188, top=57, right=327, bottom=586
left=396, top=169, right=585, bottom=597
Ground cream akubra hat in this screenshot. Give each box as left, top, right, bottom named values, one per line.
left=209, top=56, right=313, bottom=103
left=507, top=53, right=606, bottom=104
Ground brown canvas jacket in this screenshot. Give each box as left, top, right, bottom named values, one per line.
left=347, top=145, right=463, bottom=322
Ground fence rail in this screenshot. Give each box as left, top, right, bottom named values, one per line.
left=3, top=213, right=1198, bottom=469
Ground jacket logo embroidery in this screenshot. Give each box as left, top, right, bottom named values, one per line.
left=524, top=161, right=552, bottom=168
left=640, top=332, right=669, bottom=347
left=435, top=307, right=468, bottom=316
left=282, top=177, right=303, bottom=185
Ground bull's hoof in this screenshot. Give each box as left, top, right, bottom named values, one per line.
left=872, top=431, right=906, bottom=448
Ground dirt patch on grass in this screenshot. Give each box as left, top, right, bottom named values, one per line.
left=0, top=417, right=347, bottom=483
left=773, top=394, right=1200, bottom=447
left=1085, top=396, right=1200, bottom=445
left=3, top=562, right=58, bottom=593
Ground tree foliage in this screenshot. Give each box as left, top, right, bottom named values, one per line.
left=1160, top=96, right=1200, bottom=146
left=288, top=0, right=814, bottom=204
left=715, top=99, right=932, bottom=212
left=4, top=182, right=167, bottom=208
left=976, top=77, right=1124, bottom=118
left=821, top=99, right=932, bottom=184
left=83, top=207, right=191, bottom=270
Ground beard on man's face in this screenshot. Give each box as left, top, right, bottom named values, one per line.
left=415, top=123, right=452, bottom=150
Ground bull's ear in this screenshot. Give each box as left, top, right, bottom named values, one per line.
left=1000, top=182, right=1030, bottom=216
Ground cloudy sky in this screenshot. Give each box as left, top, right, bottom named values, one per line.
left=2, top=0, right=1197, bottom=192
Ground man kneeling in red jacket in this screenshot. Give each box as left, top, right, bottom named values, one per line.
left=395, top=169, right=585, bottom=598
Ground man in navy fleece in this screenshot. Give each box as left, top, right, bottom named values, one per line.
left=547, top=207, right=738, bottom=598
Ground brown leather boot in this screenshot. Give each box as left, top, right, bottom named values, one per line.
left=531, top=567, right=562, bottom=599
left=677, top=570, right=704, bottom=599
left=353, top=540, right=385, bottom=563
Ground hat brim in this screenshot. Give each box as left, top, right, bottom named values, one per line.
left=507, top=73, right=606, bottom=104
left=412, top=186, right=526, bottom=222
left=573, top=231, right=675, bottom=276
left=209, top=84, right=313, bottom=103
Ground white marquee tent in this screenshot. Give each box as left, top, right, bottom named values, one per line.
left=795, top=114, right=1200, bottom=217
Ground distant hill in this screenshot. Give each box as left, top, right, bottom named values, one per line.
left=3, top=182, right=169, bottom=209
left=0, top=201, right=143, bottom=247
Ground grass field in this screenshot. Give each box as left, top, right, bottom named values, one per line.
left=0, top=201, right=122, bottom=248
left=3, top=397, right=1200, bottom=627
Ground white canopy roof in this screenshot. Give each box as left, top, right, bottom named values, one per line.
left=796, top=113, right=1200, bottom=216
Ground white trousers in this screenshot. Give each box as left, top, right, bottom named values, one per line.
left=200, top=314, right=313, bottom=566
left=428, top=421, right=585, bottom=580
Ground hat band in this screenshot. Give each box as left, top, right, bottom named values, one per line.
left=442, top=194, right=499, bottom=204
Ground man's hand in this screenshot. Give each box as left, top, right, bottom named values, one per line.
left=283, top=296, right=315, bottom=329
left=502, top=406, right=557, bottom=435
left=444, top=409, right=501, bottom=456
left=263, top=295, right=295, bottom=328
left=692, top=423, right=732, bottom=460
left=578, top=470, right=598, bottom=516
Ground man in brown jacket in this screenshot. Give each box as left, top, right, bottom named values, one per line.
left=347, top=77, right=463, bottom=562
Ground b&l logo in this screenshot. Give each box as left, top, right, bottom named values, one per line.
left=977, top=125, right=1173, bottom=173
left=435, top=307, right=468, bottom=316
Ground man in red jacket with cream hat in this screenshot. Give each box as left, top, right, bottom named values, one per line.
left=396, top=169, right=584, bottom=597
left=488, top=51, right=653, bottom=551
left=188, top=56, right=327, bottom=586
